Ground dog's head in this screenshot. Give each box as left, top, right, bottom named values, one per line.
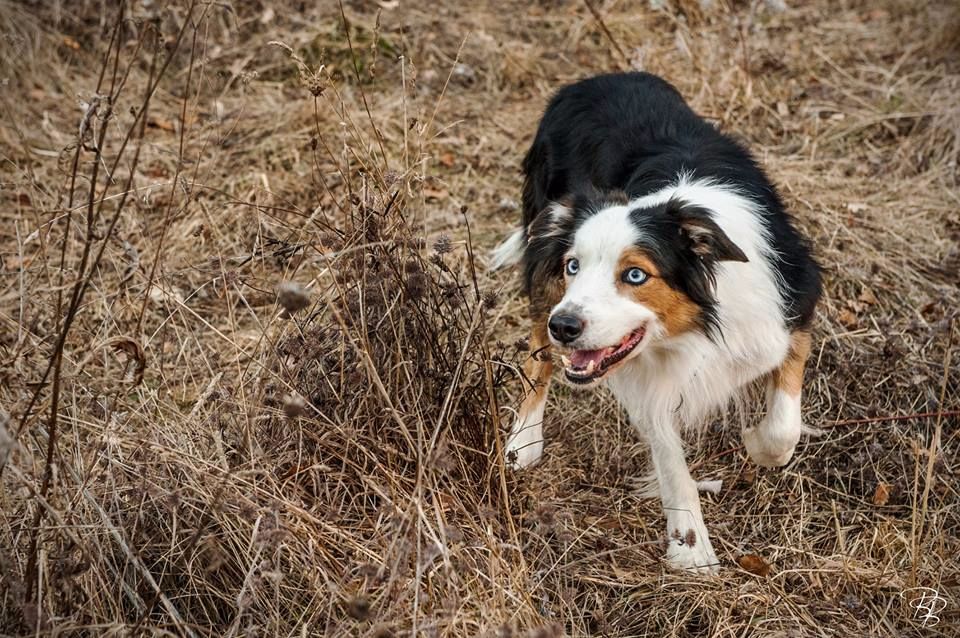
left=525, top=190, right=748, bottom=386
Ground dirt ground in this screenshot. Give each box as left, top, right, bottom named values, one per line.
left=1, top=0, right=959, bottom=636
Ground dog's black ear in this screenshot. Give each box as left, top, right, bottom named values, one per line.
left=671, top=200, right=748, bottom=263
left=528, top=196, right=573, bottom=240
left=524, top=196, right=577, bottom=293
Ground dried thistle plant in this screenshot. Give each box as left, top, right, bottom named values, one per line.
left=276, top=281, right=311, bottom=316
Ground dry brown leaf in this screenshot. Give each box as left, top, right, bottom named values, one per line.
left=4, top=254, right=33, bottom=270
left=423, top=187, right=448, bottom=201
left=838, top=308, right=858, bottom=328
left=440, top=152, right=456, bottom=168
left=62, top=35, right=81, bottom=50
left=873, top=482, right=890, bottom=506
left=737, top=554, right=771, bottom=577
left=858, top=287, right=878, bottom=305
left=106, top=337, right=146, bottom=386
left=147, top=116, right=176, bottom=132
left=436, top=491, right=456, bottom=513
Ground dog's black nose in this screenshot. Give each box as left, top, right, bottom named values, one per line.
left=549, top=313, right=583, bottom=344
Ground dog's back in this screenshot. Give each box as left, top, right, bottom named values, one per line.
left=521, top=72, right=701, bottom=223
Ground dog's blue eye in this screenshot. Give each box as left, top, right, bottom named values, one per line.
left=622, top=267, right=648, bottom=285
left=565, top=258, right=580, bottom=276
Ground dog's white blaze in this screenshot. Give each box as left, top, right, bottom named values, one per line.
left=553, top=206, right=659, bottom=349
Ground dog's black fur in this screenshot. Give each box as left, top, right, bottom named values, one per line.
left=520, top=72, right=821, bottom=329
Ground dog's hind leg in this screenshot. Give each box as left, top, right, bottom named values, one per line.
left=504, top=317, right=552, bottom=469
left=743, top=330, right=811, bottom=468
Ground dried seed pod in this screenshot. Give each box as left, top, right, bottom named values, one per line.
left=276, top=282, right=311, bottom=315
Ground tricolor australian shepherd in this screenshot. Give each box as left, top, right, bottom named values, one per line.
left=492, top=72, right=821, bottom=572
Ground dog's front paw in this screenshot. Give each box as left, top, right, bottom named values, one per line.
left=742, top=424, right=797, bottom=468
left=504, top=437, right=543, bottom=470
left=504, top=428, right=543, bottom=470
left=665, top=530, right=720, bottom=573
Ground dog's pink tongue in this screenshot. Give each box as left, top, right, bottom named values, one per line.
left=569, top=348, right=606, bottom=369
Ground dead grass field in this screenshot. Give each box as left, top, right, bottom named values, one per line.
left=1, top=0, right=959, bottom=636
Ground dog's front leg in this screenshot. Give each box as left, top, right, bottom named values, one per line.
left=504, top=318, right=552, bottom=469
left=639, top=415, right=720, bottom=573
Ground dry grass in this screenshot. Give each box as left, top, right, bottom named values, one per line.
left=1, top=0, right=959, bottom=636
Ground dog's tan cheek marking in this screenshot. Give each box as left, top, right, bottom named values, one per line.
left=772, top=330, right=811, bottom=396
left=616, top=249, right=701, bottom=336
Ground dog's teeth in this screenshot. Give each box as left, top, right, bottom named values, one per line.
left=585, top=360, right=596, bottom=374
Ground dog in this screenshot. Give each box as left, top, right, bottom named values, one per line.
left=491, top=72, right=822, bottom=572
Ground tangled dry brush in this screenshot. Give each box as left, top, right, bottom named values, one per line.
left=1, top=0, right=959, bottom=636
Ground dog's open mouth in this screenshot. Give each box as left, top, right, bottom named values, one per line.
left=561, top=327, right=646, bottom=384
